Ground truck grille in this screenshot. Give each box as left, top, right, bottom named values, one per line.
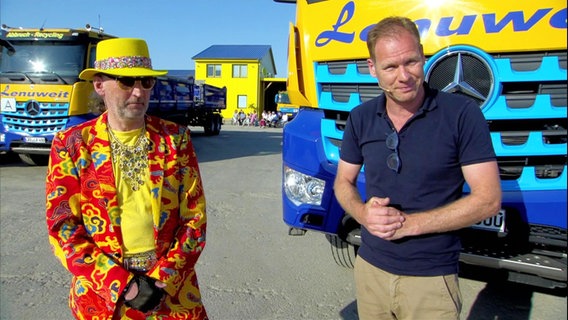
left=1, top=101, right=69, bottom=135
left=317, top=50, right=567, bottom=185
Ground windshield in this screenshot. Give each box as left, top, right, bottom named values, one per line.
left=276, top=92, right=291, bottom=104
left=1, top=40, right=87, bottom=83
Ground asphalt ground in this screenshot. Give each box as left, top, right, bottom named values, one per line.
left=0, top=123, right=566, bottom=319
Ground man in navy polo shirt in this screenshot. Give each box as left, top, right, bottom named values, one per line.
left=333, top=17, right=502, bottom=320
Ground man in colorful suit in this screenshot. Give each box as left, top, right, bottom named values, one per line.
left=46, top=38, right=208, bottom=319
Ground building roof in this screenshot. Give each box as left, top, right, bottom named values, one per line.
left=167, top=69, right=195, bottom=80
left=192, top=45, right=272, bottom=60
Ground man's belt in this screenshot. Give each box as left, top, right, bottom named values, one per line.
left=123, top=250, right=157, bottom=272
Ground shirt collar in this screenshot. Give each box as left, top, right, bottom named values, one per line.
left=375, top=82, right=439, bottom=118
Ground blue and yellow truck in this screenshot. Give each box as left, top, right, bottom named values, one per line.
left=0, top=25, right=114, bottom=165
left=275, top=91, right=298, bottom=119
left=1, top=25, right=226, bottom=165
left=277, top=0, right=567, bottom=288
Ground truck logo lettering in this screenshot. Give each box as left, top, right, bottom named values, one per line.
left=315, top=1, right=567, bottom=47
left=482, top=8, right=553, bottom=33
left=6, top=31, right=65, bottom=39
left=0, top=85, right=9, bottom=97
left=414, top=15, right=477, bottom=37
left=315, top=1, right=355, bottom=47
left=1, top=85, right=69, bottom=99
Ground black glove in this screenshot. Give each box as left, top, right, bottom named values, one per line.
left=124, top=275, right=165, bottom=313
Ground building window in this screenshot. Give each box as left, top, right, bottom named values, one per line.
left=237, top=95, right=247, bottom=109
left=207, top=64, right=222, bottom=78
left=232, top=64, right=248, bottom=78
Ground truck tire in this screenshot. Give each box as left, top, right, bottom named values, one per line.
left=204, top=114, right=222, bottom=136
left=326, top=234, right=358, bottom=268
left=212, top=114, right=222, bottom=135
left=18, top=153, right=49, bottom=166
left=203, top=118, right=212, bottom=135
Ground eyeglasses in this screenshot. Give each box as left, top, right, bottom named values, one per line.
left=106, top=76, right=156, bottom=91
left=386, top=131, right=401, bottom=173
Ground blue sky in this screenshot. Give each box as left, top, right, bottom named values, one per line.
left=0, top=0, right=296, bottom=77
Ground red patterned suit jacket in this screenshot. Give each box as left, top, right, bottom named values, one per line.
left=46, top=113, right=207, bottom=319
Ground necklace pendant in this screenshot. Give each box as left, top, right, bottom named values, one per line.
left=108, top=126, right=149, bottom=192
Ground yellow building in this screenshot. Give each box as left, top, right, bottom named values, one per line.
left=192, top=45, right=285, bottom=120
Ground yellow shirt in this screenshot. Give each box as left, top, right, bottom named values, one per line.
left=110, top=128, right=154, bottom=255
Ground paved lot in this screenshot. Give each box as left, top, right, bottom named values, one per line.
left=0, top=124, right=566, bottom=319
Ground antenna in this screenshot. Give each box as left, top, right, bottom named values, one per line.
left=40, top=19, right=47, bottom=31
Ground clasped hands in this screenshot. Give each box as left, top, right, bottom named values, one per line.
left=123, top=275, right=167, bottom=313
left=361, top=196, right=407, bottom=241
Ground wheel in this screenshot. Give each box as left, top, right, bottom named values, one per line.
left=18, top=153, right=49, bottom=166
left=212, top=114, right=222, bottom=135
left=325, top=234, right=359, bottom=268
left=203, top=115, right=214, bottom=136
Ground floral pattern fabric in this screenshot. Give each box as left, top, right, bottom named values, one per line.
left=46, top=113, right=207, bottom=319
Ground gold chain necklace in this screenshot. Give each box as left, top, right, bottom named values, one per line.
left=107, top=125, right=149, bottom=191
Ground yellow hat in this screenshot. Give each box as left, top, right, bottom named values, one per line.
left=79, top=38, right=167, bottom=80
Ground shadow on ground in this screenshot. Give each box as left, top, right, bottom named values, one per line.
left=460, top=263, right=566, bottom=320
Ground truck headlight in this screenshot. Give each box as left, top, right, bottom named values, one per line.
left=284, top=166, right=325, bottom=206
left=0, top=133, right=4, bottom=143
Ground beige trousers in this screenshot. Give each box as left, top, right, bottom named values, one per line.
left=354, top=256, right=462, bottom=320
